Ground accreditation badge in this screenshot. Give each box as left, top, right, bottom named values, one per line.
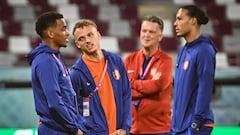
left=113, top=69, right=120, bottom=80
left=83, top=97, right=90, bottom=116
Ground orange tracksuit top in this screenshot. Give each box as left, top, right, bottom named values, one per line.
left=124, top=48, right=173, bottom=134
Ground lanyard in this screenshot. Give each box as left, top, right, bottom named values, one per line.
left=139, top=56, right=155, bottom=80
left=52, top=54, right=69, bottom=77
left=52, top=53, right=79, bottom=113
left=89, top=60, right=108, bottom=97
left=133, top=56, right=155, bottom=110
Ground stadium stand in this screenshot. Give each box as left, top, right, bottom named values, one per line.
left=98, top=4, right=121, bottom=21
left=13, top=6, right=35, bottom=21
left=0, top=38, right=8, bottom=51
left=108, top=19, right=131, bottom=38
left=119, top=3, right=139, bottom=21
left=118, top=37, right=137, bottom=52
left=100, top=36, right=119, bottom=54
left=2, top=20, right=22, bottom=36
left=21, top=20, right=36, bottom=36
left=90, top=0, right=110, bottom=5
left=162, top=19, right=174, bottom=37
left=7, top=0, right=29, bottom=6
left=78, top=4, right=98, bottom=20
left=8, top=36, right=31, bottom=54
left=161, top=37, right=179, bottom=51
left=0, top=22, right=3, bottom=38
left=48, top=0, right=69, bottom=6
left=0, top=52, right=17, bottom=67
left=57, top=4, right=80, bottom=20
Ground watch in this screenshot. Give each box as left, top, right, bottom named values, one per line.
left=191, top=122, right=199, bottom=131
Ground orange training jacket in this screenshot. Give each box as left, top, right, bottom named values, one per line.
left=124, top=48, right=173, bottom=134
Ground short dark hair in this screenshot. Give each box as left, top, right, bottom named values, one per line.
left=72, top=19, right=97, bottom=35
left=142, top=15, right=164, bottom=31
left=35, top=11, right=64, bottom=38
left=181, top=5, right=209, bottom=25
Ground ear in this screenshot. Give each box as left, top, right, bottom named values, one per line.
left=158, top=32, right=163, bottom=42
left=47, top=30, right=54, bottom=39
left=191, top=17, right=198, bottom=25
left=75, top=41, right=81, bottom=48
left=97, top=31, right=101, bottom=39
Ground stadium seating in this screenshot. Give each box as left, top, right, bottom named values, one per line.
left=0, top=38, right=8, bottom=51
left=210, top=36, right=223, bottom=51
left=227, top=53, right=240, bottom=66
left=2, top=20, right=22, bottom=36
left=0, top=0, right=238, bottom=67
left=174, top=0, right=194, bottom=5
left=0, top=2, right=14, bottom=21
left=119, top=4, right=138, bottom=21
left=8, top=36, right=31, bottom=54
left=201, top=20, right=215, bottom=36
left=13, top=6, right=35, bottom=21
left=69, top=0, right=89, bottom=5
left=215, top=0, right=236, bottom=5
left=161, top=37, right=179, bottom=51
left=216, top=52, right=230, bottom=69
left=213, top=19, right=233, bottom=36
left=7, top=0, right=29, bottom=6
left=223, top=35, right=240, bottom=54
left=21, top=20, right=36, bottom=36
left=108, top=20, right=131, bottom=38
left=194, top=0, right=215, bottom=6
left=0, top=52, right=17, bottom=67
left=118, top=37, right=137, bottom=52
left=98, top=4, right=120, bottom=21
left=100, top=36, right=119, bottom=54
left=226, top=4, right=240, bottom=21
left=95, top=20, right=109, bottom=36
left=29, top=0, right=56, bottom=17
left=90, top=0, right=110, bottom=5
left=0, top=22, right=3, bottom=38
left=78, top=4, right=98, bottom=20
left=162, top=19, right=174, bottom=37
left=57, top=4, right=80, bottom=20
left=206, top=4, right=226, bottom=20
left=48, top=0, right=68, bottom=6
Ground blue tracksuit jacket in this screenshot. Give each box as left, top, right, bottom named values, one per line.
left=70, top=50, right=132, bottom=135
left=171, top=35, right=217, bottom=134
left=27, top=43, right=86, bottom=134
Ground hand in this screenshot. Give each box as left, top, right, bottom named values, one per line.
left=132, top=89, right=143, bottom=99
left=76, top=129, right=84, bottom=135
left=109, top=129, right=127, bottom=135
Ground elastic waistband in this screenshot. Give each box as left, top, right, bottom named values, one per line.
left=203, top=123, right=214, bottom=127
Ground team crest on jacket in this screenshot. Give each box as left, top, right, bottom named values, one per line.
left=113, top=69, right=120, bottom=80
left=151, top=68, right=162, bottom=80
left=183, top=60, right=189, bottom=70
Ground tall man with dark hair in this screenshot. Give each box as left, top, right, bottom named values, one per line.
left=27, top=12, right=85, bottom=135
left=171, top=5, right=217, bottom=135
